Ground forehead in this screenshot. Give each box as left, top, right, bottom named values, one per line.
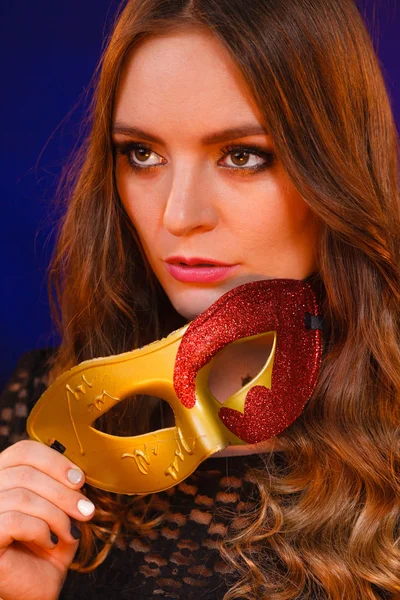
left=113, top=29, right=265, bottom=140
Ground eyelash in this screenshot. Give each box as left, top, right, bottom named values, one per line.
left=113, top=141, right=276, bottom=176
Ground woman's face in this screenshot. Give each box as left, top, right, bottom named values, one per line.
left=113, top=28, right=319, bottom=320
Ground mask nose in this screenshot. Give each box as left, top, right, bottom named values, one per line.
left=162, top=164, right=218, bottom=236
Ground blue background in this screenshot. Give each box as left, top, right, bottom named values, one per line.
left=1, top=0, right=399, bottom=390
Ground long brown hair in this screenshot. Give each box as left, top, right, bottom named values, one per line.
left=46, top=0, right=400, bottom=598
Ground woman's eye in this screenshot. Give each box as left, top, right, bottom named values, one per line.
left=218, top=146, right=275, bottom=171
left=129, top=145, right=164, bottom=168
left=114, top=141, right=275, bottom=173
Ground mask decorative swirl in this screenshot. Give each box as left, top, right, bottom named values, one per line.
left=27, top=279, right=323, bottom=495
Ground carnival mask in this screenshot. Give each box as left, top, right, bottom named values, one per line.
left=27, top=278, right=323, bottom=495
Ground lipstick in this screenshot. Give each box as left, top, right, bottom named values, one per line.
left=165, top=256, right=239, bottom=283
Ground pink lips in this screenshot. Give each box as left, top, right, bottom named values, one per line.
left=165, top=256, right=239, bottom=283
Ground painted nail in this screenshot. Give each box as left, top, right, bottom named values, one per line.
left=67, top=468, right=83, bottom=485
left=70, top=522, right=82, bottom=539
left=77, top=499, right=95, bottom=516
left=50, top=531, right=59, bottom=545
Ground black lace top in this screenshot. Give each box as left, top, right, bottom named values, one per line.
left=0, top=350, right=394, bottom=600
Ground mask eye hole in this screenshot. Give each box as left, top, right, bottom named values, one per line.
left=92, top=394, right=175, bottom=436
left=206, top=332, right=275, bottom=404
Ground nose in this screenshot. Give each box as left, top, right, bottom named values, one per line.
left=162, top=163, right=218, bottom=236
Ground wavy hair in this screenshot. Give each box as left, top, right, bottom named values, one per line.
left=46, top=0, right=400, bottom=598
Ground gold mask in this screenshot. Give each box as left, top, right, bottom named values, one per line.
left=27, top=279, right=323, bottom=495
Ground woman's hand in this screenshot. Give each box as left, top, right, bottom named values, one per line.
left=0, top=440, right=95, bottom=600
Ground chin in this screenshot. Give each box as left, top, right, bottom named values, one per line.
left=164, top=275, right=272, bottom=321
left=171, top=299, right=205, bottom=321
left=168, top=287, right=227, bottom=321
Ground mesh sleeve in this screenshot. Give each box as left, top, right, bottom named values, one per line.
left=0, top=349, right=56, bottom=453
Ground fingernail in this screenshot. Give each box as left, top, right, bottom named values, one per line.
left=77, top=499, right=95, bottom=516
left=70, top=522, right=82, bottom=539
left=67, top=468, right=83, bottom=485
left=50, top=531, right=59, bottom=545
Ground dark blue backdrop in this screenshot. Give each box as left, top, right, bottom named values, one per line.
left=1, top=0, right=399, bottom=390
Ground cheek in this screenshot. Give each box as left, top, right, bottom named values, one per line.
left=280, top=179, right=313, bottom=229
left=247, top=177, right=313, bottom=245
left=231, top=182, right=302, bottom=241
left=116, top=166, right=160, bottom=242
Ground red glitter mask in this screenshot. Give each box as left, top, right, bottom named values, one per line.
left=174, top=278, right=323, bottom=444
left=27, top=278, right=323, bottom=495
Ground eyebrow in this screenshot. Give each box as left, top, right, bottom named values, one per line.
left=111, top=122, right=268, bottom=145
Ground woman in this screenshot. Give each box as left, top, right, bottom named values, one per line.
left=0, top=0, right=399, bottom=598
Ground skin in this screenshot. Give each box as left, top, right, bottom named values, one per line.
left=0, top=440, right=94, bottom=599
left=113, top=28, right=319, bottom=455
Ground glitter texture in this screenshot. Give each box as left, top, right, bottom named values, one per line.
left=173, top=279, right=322, bottom=444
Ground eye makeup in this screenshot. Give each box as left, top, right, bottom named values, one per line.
left=113, top=140, right=276, bottom=176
